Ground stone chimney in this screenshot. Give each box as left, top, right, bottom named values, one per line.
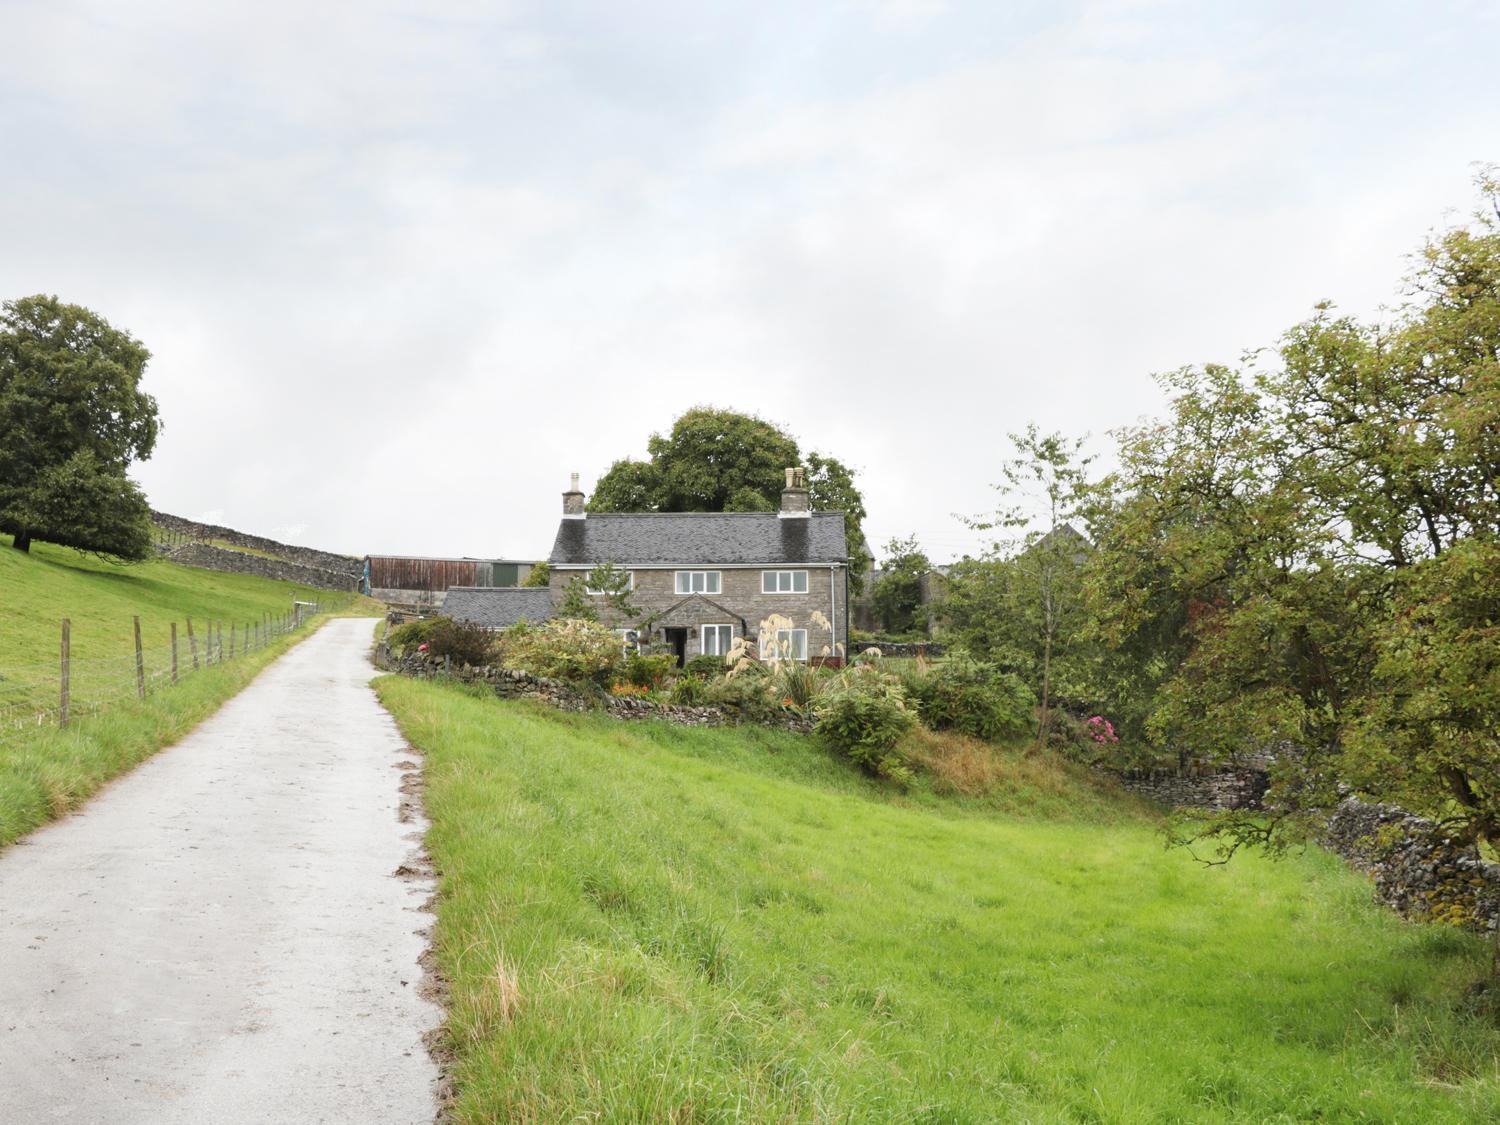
left=779, top=466, right=810, bottom=518
left=563, top=472, right=585, bottom=518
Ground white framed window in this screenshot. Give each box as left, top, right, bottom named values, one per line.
left=586, top=571, right=633, bottom=595
left=773, top=628, right=808, bottom=661
left=675, top=570, right=721, bottom=595
left=616, top=628, right=641, bottom=656
left=701, top=623, right=734, bottom=656
left=762, top=570, right=808, bottom=594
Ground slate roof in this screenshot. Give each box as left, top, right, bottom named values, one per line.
left=441, top=587, right=555, bottom=629
left=549, top=511, right=848, bottom=567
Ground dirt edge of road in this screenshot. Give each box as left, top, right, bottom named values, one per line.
left=387, top=704, right=456, bottom=1122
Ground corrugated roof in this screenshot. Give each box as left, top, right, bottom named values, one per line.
left=548, top=511, right=848, bottom=567
left=441, top=587, right=556, bottom=629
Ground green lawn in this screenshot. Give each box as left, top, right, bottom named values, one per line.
left=378, top=676, right=1500, bottom=1123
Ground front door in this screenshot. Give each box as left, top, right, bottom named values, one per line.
left=664, top=627, right=688, bottom=667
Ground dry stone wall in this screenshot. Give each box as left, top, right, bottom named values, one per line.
left=1105, top=761, right=1500, bottom=933
left=376, top=648, right=815, bottom=733
left=164, top=543, right=358, bottom=592
left=1322, top=796, right=1500, bottom=931
left=1106, top=766, right=1269, bottom=811
left=152, top=510, right=363, bottom=582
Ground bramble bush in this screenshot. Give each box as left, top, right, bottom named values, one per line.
left=387, top=616, right=447, bottom=656
left=814, top=666, right=916, bottom=782
left=500, top=619, right=622, bottom=687
left=427, top=619, right=498, bottom=667
left=901, top=658, right=1034, bottom=743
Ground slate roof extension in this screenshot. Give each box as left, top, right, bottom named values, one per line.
left=548, top=511, right=848, bottom=567
left=440, top=587, right=556, bottom=629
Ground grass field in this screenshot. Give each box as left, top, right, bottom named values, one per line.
left=0, top=535, right=373, bottom=847
left=378, top=676, right=1500, bottom=1123
left=0, top=534, right=357, bottom=717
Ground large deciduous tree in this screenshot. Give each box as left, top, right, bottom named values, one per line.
left=1085, top=169, right=1500, bottom=873
left=588, top=407, right=873, bottom=591
left=0, top=295, right=158, bottom=559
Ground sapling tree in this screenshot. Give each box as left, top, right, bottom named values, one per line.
left=966, top=425, right=1094, bottom=744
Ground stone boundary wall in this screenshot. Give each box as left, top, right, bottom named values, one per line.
left=849, top=641, right=947, bottom=659
left=1106, top=763, right=1500, bottom=933
left=1322, top=797, right=1500, bottom=932
left=375, top=648, right=815, bottom=734
left=1106, top=766, right=1269, bottom=811
left=152, top=510, right=363, bottom=580
left=165, top=543, right=358, bottom=592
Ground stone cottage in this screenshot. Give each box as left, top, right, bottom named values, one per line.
left=442, top=469, right=850, bottom=664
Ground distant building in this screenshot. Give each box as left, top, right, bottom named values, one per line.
left=363, top=556, right=536, bottom=610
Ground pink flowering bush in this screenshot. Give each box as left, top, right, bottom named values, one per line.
left=1086, top=716, right=1118, bottom=744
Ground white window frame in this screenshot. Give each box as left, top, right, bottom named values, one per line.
left=700, top=623, right=734, bottom=657
left=761, top=570, right=809, bottom=594
left=616, top=628, right=641, bottom=656
left=773, top=628, right=808, bottom=662
left=674, top=570, right=722, bottom=595
left=586, top=571, right=634, bottom=595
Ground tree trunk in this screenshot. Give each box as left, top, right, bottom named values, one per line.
left=12, top=531, right=31, bottom=553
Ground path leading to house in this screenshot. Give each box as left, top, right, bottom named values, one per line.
left=0, top=617, right=439, bottom=1124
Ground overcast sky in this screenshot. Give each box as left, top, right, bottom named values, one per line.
left=3, top=1, right=1496, bottom=562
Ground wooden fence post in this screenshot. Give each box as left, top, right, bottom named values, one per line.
left=60, top=619, right=71, bottom=728
left=230, top=622, right=237, bottom=660
left=133, top=616, right=145, bottom=700
left=171, top=622, right=179, bottom=685
left=187, top=618, right=200, bottom=670
left=217, top=623, right=223, bottom=663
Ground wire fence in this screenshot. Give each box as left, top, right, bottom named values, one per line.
left=0, top=597, right=348, bottom=750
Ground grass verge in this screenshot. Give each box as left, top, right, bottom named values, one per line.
left=0, top=623, right=318, bottom=849
left=378, top=675, right=1500, bottom=1122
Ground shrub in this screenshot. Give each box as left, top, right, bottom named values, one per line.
left=501, top=619, right=622, bottom=687
left=622, top=653, right=676, bottom=690
left=705, top=664, right=779, bottom=721
left=902, top=659, right=1034, bottom=743
left=814, top=667, right=916, bottom=782
left=773, top=661, right=822, bottom=710
left=683, top=654, right=728, bottom=679
left=668, top=675, right=713, bottom=707
left=426, top=619, right=498, bottom=667
left=388, top=616, right=447, bottom=655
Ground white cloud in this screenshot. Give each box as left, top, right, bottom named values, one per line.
left=1, top=1, right=1495, bottom=560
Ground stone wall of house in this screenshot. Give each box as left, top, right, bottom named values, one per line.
left=1322, top=796, right=1500, bottom=931
left=1106, top=766, right=1269, bottom=810
left=376, top=647, right=815, bottom=733
left=164, top=543, right=359, bottom=592
left=152, top=510, right=364, bottom=581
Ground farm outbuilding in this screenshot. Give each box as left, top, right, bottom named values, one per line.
left=364, top=556, right=536, bottom=609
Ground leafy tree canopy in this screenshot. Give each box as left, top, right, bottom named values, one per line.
left=1083, top=168, right=1500, bottom=865
left=588, top=407, right=873, bottom=591
left=871, top=534, right=931, bottom=636
left=0, top=295, right=158, bottom=558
